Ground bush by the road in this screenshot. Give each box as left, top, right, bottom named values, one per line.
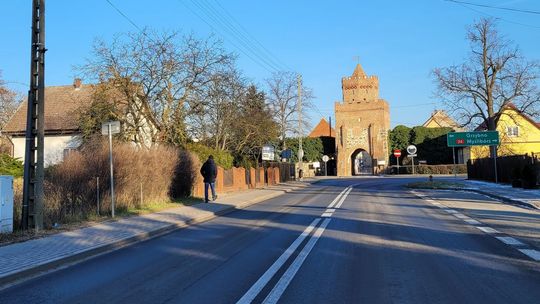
left=0, top=153, right=23, bottom=177
left=391, top=164, right=467, bottom=175
left=40, top=140, right=181, bottom=226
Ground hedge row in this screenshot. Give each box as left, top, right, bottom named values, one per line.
left=390, top=164, right=467, bottom=175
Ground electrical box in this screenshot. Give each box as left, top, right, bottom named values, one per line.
left=0, top=176, right=14, bottom=233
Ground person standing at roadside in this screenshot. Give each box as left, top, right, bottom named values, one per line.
left=200, top=155, right=218, bottom=203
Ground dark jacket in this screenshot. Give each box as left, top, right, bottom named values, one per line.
left=200, top=159, right=217, bottom=183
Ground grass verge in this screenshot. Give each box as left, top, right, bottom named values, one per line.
left=0, top=197, right=204, bottom=247
left=406, top=181, right=466, bottom=189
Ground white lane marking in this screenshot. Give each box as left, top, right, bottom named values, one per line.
left=476, top=226, right=500, bottom=234
left=334, top=187, right=353, bottom=209
left=464, top=219, right=482, bottom=225
left=496, top=237, right=525, bottom=246
left=236, top=218, right=321, bottom=304
left=453, top=214, right=469, bottom=219
left=518, top=249, right=540, bottom=261
left=444, top=209, right=459, bottom=214
left=327, top=187, right=350, bottom=209
left=262, top=218, right=332, bottom=304
left=321, top=212, right=333, bottom=217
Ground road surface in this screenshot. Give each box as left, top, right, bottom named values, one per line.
left=1, top=177, right=539, bottom=303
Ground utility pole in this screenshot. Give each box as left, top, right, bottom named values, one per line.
left=297, top=74, right=303, bottom=180
left=22, top=0, right=46, bottom=230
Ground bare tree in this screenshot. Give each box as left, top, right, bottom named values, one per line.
left=433, top=18, right=540, bottom=157
left=80, top=30, right=234, bottom=148
left=188, top=68, right=245, bottom=150
left=266, top=71, right=313, bottom=150
left=0, top=72, right=20, bottom=130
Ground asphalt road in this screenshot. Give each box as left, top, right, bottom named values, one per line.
left=1, top=177, right=539, bottom=304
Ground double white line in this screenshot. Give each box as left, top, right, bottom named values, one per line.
left=237, top=185, right=354, bottom=304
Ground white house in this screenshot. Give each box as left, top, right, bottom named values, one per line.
left=2, top=79, right=89, bottom=166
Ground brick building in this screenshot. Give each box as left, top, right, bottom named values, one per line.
left=335, top=64, right=390, bottom=176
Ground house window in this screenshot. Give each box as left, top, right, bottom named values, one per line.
left=63, top=148, right=77, bottom=159
left=506, top=126, right=519, bottom=137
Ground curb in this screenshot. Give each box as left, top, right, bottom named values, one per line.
left=411, top=186, right=538, bottom=210
left=0, top=183, right=308, bottom=287
left=464, top=188, right=538, bottom=210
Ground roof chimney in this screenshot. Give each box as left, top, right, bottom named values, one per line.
left=74, top=78, right=82, bottom=89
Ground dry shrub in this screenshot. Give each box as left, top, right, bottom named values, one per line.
left=12, top=178, right=23, bottom=229
left=43, top=138, right=187, bottom=225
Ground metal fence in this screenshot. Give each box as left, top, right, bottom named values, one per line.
left=467, top=154, right=539, bottom=184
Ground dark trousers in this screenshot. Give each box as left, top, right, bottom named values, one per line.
left=204, top=182, right=216, bottom=202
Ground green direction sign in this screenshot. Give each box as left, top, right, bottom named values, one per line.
left=447, top=131, right=499, bottom=147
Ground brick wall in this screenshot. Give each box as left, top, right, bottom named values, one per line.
left=192, top=166, right=281, bottom=198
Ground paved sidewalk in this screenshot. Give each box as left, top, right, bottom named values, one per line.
left=0, top=182, right=310, bottom=286
left=460, top=179, right=540, bottom=209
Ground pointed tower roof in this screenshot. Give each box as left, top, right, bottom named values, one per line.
left=308, top=118, right=335, bottom=138
left=351, top=64, right=366, bottom=77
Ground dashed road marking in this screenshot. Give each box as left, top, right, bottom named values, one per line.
left=476, top=226, right=500, bottom=234
left=411, top=190, right=539, bottom=263
left=464, top=218, right=482, bottom=225
left=518, top=249, right=540, bottom=261
left=453, top=214, right=469, bottom=219
left=496, top=236, right=524, bottom=246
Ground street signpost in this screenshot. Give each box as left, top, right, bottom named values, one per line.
left=446, top=131, right=500, bottom=182
left=102, top=121, right=121, bottom=218
left=446, top=131, right=499, bottom=147
left=322, top=155, right=329, bottom=176
left=407, top=145, right=417, bottom=175
left=393, top=149, right=401, bottom=174
left=262, top=145, right=275, bottom=161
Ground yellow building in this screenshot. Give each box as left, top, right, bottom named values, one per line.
left=470, top=104, right=540, bottom=159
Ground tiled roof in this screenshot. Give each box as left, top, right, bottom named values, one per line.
left=475, top=103, right=540, bottom=131
left=422, top=110, right=462, bottom=130
left=309, top=118, right=335, bottom=138
left=2, top=84, right=94, bottom=135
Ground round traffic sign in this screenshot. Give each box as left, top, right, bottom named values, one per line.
left=322, top=155, right=329, bottom=162
left=406, top=145, right=417, bottom=155
left=393, top=149, right=401, bottom=157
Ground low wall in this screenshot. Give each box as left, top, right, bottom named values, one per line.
left=193, top=166, right=281, bottom=198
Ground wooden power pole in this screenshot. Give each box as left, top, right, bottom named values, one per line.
left=22, top=0, right=46, bottom=230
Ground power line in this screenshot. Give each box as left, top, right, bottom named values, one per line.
left=210, top=0, right=293, bottom=71
left=445, top=0, right=540, bottom=29
left=178, top=0, right=277, bottom=73
left=191, top=0, right=282, bottom=72
left=104, top=0, right=143, bottom=32
left=445, top=0, right=540, bottom=15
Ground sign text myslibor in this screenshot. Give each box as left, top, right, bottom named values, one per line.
left=447, top=131, right=499, bottom=147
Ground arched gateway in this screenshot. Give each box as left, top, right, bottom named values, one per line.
left=335, top=64, right=390, bottom=176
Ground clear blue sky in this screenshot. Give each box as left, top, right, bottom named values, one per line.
left=1, top=0, right=539, bottom=130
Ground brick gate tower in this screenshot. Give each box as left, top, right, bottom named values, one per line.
left=335, top=64, right=390, bottom=176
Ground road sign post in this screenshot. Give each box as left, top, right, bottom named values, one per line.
left=406, top=145, right=417, bottom=175
left=322, top=155, right=329, bottom=176
left=393, top=149, right=401, bottom=174
left=447, top=131, right=500, bottom=182
left=102, top=121, right=121, bottom=218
